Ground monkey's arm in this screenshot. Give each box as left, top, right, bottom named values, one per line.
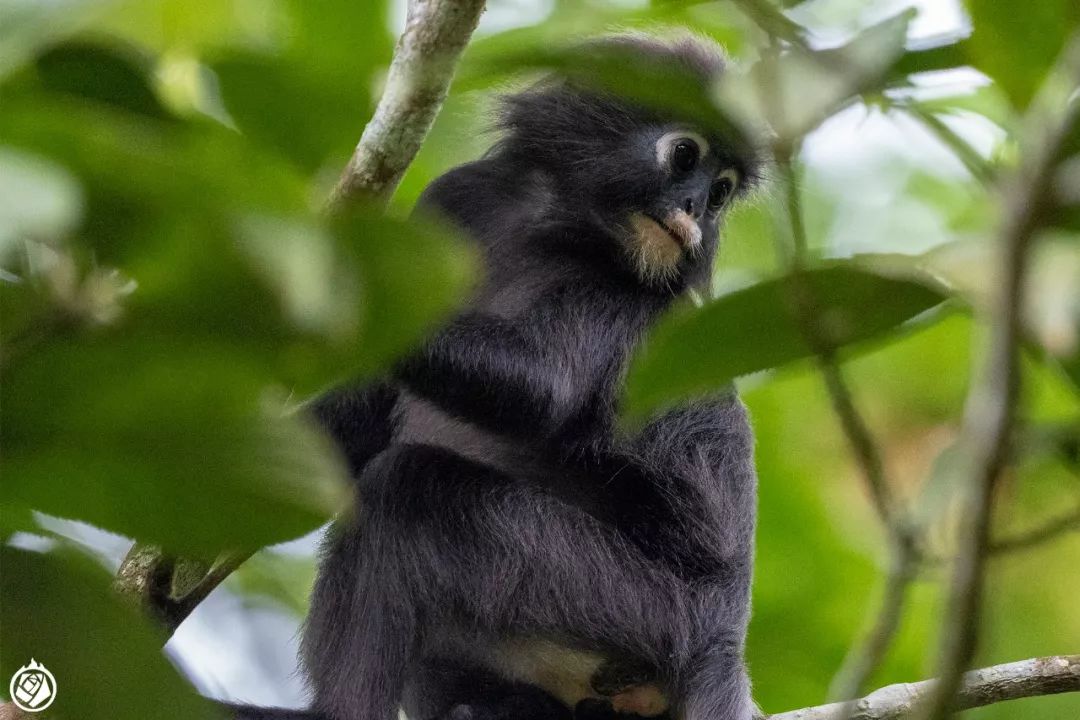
left=393, top=287, right=639, bottom=437
left=589, top=394, right=757, bottom=585
left=309, top=381, right=399, bottom=479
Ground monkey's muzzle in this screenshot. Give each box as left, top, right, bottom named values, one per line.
left=657, top=209, right=702, bottom=250
left=630, top=210, right=702, bottom=252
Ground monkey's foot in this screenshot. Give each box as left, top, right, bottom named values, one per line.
left=588, top=661, right=668, bottom=717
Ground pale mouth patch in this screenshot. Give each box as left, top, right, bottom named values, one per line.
left=625, top=210, right=701, bottom=284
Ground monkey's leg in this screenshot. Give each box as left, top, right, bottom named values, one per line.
left=358, top=443, right=699, bottom=673
left=610, top=397, right=757, bottom=720
left=303, top=513, right=419, bottom=720
left=587, top=394, right=756, bottom=589
left=405, top=660, right=572, bottom=720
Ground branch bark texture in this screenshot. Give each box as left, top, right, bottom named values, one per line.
left=769, top=655, right=1080, bottom=720
left=923, top=36, right=1080, bottom=720
left=329, top=0, right=487, bottom=209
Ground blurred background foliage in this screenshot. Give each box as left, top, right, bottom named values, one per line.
left=1, top=0, right=1078, bottom=719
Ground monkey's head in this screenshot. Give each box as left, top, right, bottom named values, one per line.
left=495, top=33, right=762, bottom=292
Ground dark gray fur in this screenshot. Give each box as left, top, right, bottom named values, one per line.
left=234, top=33, right=761, bottom=720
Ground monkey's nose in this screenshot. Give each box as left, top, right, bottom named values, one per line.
left=682, top=197, right=703, bottom=220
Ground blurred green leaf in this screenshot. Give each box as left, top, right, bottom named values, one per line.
left=36, top=39, right=172, bottom=119
left=722, top=9, right=915, bottom=142
left=965, top=0, right=1080, bottom=109
left=227, top=549, right=316, bottom=616
left=463, top=38, right=754, bottom=154
left=206, top=0, right=389, bottom=173
left=117, top=209, right=474, bottom=394
left=0, top=148, right=83, bottom=258
left=211, top=51, right=369, bottom=172
left=623, top=263, right=948, bottom=420
left=0, top=96, right=309, bottom=254
left=914, top=439, right=967, bottom=535
left=911, top=82, right=1014, bottom=133
left=90, top=0, right=284, bottom=55
left=890, top=37, right=972, bottom=79
left=0, top=545, right=223, bottom=720
left=1, top=334, right=348, bottom=556
left=0, top=0, right=117, bottom=80
left=729, top=0, right=807, bottom=43
left=282, top=0, right=389, bottom=76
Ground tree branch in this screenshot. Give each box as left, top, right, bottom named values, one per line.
left=768, top=655, right=1080, bottom=720
left=774, top=143, right=921, bottom=708
left=113, top=0, right=487, bottom=636
left=329, top=0, right=487, bottom=209
left=114, top=544, right=251, bottom=636
left=988, top=503, right=1080, bottom=554
left=922, top=36, right=1080, bottom=720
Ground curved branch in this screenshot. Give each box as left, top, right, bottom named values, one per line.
left=988, top=504, right=1080, bottom=554
left=114, top=544, right=251, bottom=636
left=923, top=36, right=1080, bottom=720
left=768, top=655, right=1080, bottom=720
left=329, top=0, right=487, bottom=209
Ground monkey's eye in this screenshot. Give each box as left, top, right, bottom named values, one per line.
left=670, top=140, right=699, bottom=173
left=708, top=169, right=740, bottom=211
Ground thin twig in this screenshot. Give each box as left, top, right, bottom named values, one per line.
left=777, top=146, right=918, bottom=706
left=922, top=35, right=1080, bottom=720
left=329, top=0, right=487, bottom=209
left=826, top=546, right=918, bottom=704
left=767, top=655, right=1080, bottom=720
left=988, top=504, right=1080, bottom=553
left=901, top=104, right=995, bottom=187
left=817, top=356, right=895, bottom=527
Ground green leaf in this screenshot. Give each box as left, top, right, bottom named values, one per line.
left=913, top=440, right=968, bottom=532
left=227, top=550, right=316, bottom=616
left=35, top=40, right=172, bottom=119
left=0, top=96, right=310, bottom=256
left=890, top=38, right=972, bottom=79
left=1, top=334, right=348, bottom=556
left=120, top=209, right=475, bottom=394
left=1, top=545, right=223, bottom=720
left=722, top=9, right=915, bottom=142
left=965, top=0, right=1080, bottom=109
left=0, top=0, right=117, bottom=80
left=623, top=263, right=949, bottom=421
left=328, top=208, right=477, bottom=381
left=211, top=51, right=370, bottom=172
left=0, top=147, right=83, bottom=258
left=463, top=38, right=755, bottom=156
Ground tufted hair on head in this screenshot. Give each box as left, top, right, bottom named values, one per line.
left=491, top=32, right=747, bottom=177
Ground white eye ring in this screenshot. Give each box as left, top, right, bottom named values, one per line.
left=708, top=168, right=741, bottom=210
left=655, top=130, right=710, bottom=170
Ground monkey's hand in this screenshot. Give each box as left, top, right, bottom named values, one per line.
left=590, top=661, right=669, bottom=717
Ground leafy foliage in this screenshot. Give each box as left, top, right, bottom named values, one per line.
left=2, top=0, right=1079, bottom=718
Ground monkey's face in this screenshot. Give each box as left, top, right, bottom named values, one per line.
left=602, top=126, right=744, bottom=291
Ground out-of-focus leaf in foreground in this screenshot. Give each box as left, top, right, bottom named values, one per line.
left=965, top=0, right=1080, bottom=110
left=0, top=0, right=116, bottom=80
left=35, top=40, right=173, bottom=119
left=721, top=9, right=915, bottom=143
left=209, top=0, right=391, bottom=174
left=623, top=263, right=949, bottom=421
left=1, top=336, right=348, bottom=556
left=0, top=546, right=223, bottom=720
left=0, top=148, right=82, bottom=259
left=459, top=36, right=757, bottom=157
